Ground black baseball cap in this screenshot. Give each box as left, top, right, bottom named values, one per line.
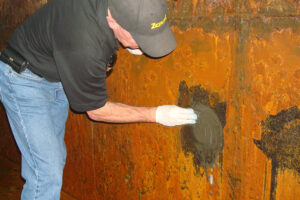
left=108, top=0, right=177, bottom=58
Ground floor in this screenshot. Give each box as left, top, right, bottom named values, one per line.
left=0, top=156, right=77, bottom=200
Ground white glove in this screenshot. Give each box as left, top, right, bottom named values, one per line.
left=156, top=105, right=198, bottom=127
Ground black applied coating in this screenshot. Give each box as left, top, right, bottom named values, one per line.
left=191, top=102, right=224, bottom=168
left=178, top=81, right=226, bottom=180
left=253, top=106, right=300, bottom=200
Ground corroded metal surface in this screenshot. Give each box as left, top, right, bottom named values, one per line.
left=0, top=0, right=299, bottom=199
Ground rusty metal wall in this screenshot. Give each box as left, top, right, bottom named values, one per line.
left=0, top=0, right=299, bottom=199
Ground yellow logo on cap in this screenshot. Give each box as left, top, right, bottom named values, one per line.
left=151, top=15, right=167, bottom=30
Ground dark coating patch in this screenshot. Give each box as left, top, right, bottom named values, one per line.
left=253, top=106, right=300, bottom=200
left=178, top=81, right=226, bottom=180
left=178, top=81, right=226, bottom=126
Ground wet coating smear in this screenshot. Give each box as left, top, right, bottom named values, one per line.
left=253, top=106, right=300, bottom=200
left=178, top=81, right=226, bottom=181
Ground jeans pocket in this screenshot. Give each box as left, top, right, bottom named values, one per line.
left=6, top=68, right=54, bottom=101
left=7, top=68, right=45, bottom=83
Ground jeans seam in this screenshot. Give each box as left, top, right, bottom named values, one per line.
left=7, top=80, right=40, bottom=199
left=34, top=171, right=39, bottom=200
left=0, top=86, right=2, bottom=102
left=0, top=71, right=3, bottom=102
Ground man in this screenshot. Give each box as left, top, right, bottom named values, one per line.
left=0, top=0, right=197, bottom=199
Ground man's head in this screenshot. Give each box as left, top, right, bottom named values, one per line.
left=107, top=0, right=177, bottom=58
left=106, top=9, right=139, bottom=49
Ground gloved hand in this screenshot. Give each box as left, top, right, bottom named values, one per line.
left=156, top=105, right=198, bottom=126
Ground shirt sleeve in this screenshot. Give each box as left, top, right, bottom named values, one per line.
left=53, top=48, right=108, bottom=112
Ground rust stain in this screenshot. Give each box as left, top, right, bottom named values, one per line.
left=243, top=29, right=300, bottom=200
left=167, top=0, right=300, bottom=35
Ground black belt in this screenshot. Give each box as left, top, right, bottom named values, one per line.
left=0, top=45, right=30, bottom=73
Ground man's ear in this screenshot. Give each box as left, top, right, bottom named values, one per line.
left=106, top=9, right=118, bottom=29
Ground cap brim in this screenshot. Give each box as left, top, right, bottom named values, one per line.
left=132, top=23, right=177, bottom=58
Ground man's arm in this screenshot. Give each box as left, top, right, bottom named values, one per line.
left=87, top=101, right=198, bottom=126
left=87, top=101, right=156, bottom=123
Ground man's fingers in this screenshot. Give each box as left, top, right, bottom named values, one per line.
left=171, top=107, right=198, bottom=120
left=172, top=113, right=198, bottom=120
left=173, top=107, right=195, bottom=114
left=176, top=119, right=197, bottom=125
left=156, top=105, right=198, bottom=126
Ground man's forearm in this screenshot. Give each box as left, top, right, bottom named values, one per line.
left=87, top=101, right=157, bottom=123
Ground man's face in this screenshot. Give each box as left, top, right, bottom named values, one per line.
left=106, top=9, right=140, bottom=50
left=115, top=28, right=139, bottom=49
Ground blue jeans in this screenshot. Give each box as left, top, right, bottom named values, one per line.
left=0, top=61, right=69, bottom=199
